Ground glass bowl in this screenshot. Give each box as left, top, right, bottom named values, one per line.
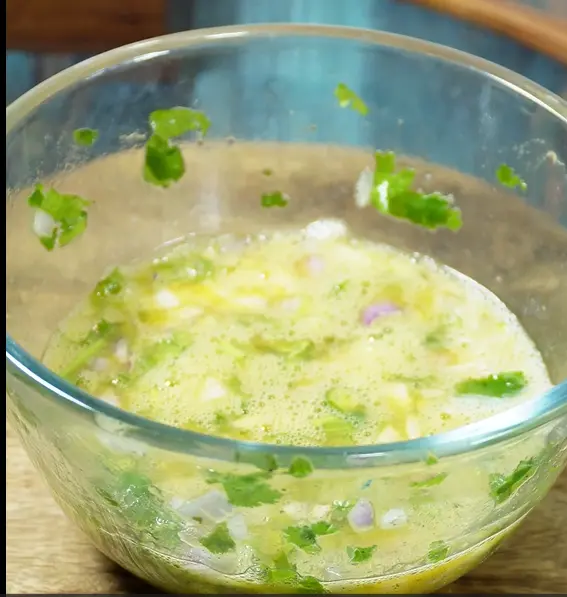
left=6, top=24, right=567, bottom=594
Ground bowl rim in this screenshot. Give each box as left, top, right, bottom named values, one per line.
left=6, top=23, right=567, bottom=467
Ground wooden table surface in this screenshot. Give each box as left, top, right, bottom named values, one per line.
left=6, top=421, right=567, bottom=594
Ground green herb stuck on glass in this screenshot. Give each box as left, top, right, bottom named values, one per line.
left=144, top=107, right=211, bottom=188
left=28, top=184, right=90, bottom=250
left=355, top=151, right=462, bottom=231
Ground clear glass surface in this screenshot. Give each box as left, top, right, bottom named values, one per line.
left=6, top=24, right=567, bottom=594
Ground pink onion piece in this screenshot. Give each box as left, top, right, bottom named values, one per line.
left=361, top=302, right=400, bottom=326
left=347, top=499, right=375, bottom=532
left=92, top=357, right=109, bottom=372
left=306, top=255, right=325, bottom=275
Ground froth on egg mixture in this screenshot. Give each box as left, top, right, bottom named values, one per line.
left=45, top=218, right=550, bottom=446
left=42, top=218, right=552, bottom=593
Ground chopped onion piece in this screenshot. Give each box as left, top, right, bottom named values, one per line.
left=305, top=255, right=325, bottom=275
left=304, top=219, right=348, bottom=241
left=282, top=501, right=310, bottom=520
left=170, top=496, right=187, bottom=511
left=155, top=288, right=180, bottom=309
left=33, top=209, right=56, bottom=238
left=380, top=508, right=408, bottom=529
left=180, top=545, right=238, bottom=573
left=347, top=499, right=375, bottom=532
left=93, top=357, right=109, bottom=372
left=201, top=377, right=227, bottom=401
left=234, top=296, right=267, bottom=310
left=94, top=417, right=147, bottom=456
left=98, top=433, right=148, bottom=456
left=99, top=391, right=119, bottom=407
left=385, top=383, right=411, bottom=405
left=310, top=504, right=332, bottom=521
left=280, top=297, right=301, bottom=312
left=405, top=416, right=422, bottom=440
left=114, top=339, right=129, bottom=364
left=178, top=306, right=203, bottom=320
left=94, top=405, right=139, bottom=454
left=355, top=167, right=373, bottom=208
left=361, top=302, right=400, bottom=326
left=227, top=514, right=249, bottom=540
left=323, top=566, right=343, bottom=581
left=375, top=180, right=389, bottom=208
left=172, top=490, right=233, bottom=521
left=376, top=426, right=402, bottom=444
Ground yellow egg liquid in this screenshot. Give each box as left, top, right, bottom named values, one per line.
left=43, top=219, right=550, bottom=594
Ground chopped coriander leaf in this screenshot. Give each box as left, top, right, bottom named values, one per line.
left=372, top=151, right=415, bottom=197
left=116, top=333, right=192, bottom=387
left=261, top=191, right=289, bottom=208
left=28, top=184, right=90, bottom=250
left=225, top=375, right=250, bottom=402
left=385, top=373, right=434, bottom=386
left=331, top=280, right=348, bottom=295
left=149, top=107, right=211, bottom=139
left=334, top=83, right=369, bottom=116
left=411, top=472, right=448, bottom=488
left=320, top=416, right=354, bottom=445
left=364, top=152, right=462, bottom=231
left=39, top=229, right=57, bottom=251
left=152, top=254, right=214, bottom=283
left=489, top=458, right=537, bottom=504
left=381, top=191, right=462, bottom=231
left=427, top=540, right=449, bottom=563
left=298, top=576, right=326, bottom=594
left=206, top=471, right=282, bottom=507
left=347, top=545, right=376, bottom=564
left=283, top=520, right=337, bottom=554
left=83, top=319, right=119, bottom=343
left=235, top=450, right=278, bottom=472
left=262, top=168, right=274, bottom=177
left=61, top=320, right=121, bottom=380
left=424, top=325, right=448, bottom=348
left=266, top=552, right=298, bottom=584
left=273, top=551, right=295, bottom=569
left=330, top=501, right=353, bottom=525
left=496, top=164, right=527, bottom=191
left=456, top=371, right=527, bottom=398
left=409, top=488, right=436, bottom=508
left=214, top=412, right=233, bottom=430
left=143, top=134, right=185, bottom=188
left=284, top=525, right=321, bottom=554
left=265, top=554, right=327, bottom=593
left=120, top=333, right=193, bottom=385
left=425, top=453, right=439, bottom=466
left=310, top=521, right=338, bottom=536
left=93, top=268, right=125, bottom=300
left=199, top=522, right=236, bottom=554
left=271, top=570, right=297, bottom=586
left=325, top=388, right=366, bottom=419
left=252, top=336, right=315, bottom=359
left=95, top=469, right=183, bottom=548
left=288, top=457, right=313, bottom=478
left=73, top=128, right=99, bottom=146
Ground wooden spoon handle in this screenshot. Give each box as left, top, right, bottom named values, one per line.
left=402, top=0, right=567, bottom=66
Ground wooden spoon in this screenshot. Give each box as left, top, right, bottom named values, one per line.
left=401, top=0, right=567, bottom=66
